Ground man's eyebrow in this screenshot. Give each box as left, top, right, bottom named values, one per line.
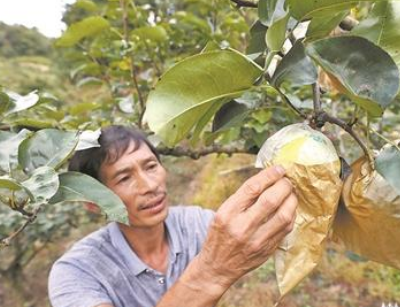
left=111, top=166, right=132, bottom=180
left=111, top=157, right=158, bottom=180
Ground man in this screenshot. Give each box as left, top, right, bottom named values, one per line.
left=48, top=125, right=297, bottom=307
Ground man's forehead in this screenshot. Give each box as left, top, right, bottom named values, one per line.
left=106, top=141, right=156, bottom=166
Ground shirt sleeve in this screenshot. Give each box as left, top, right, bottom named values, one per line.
left=48, top=261, right=113, bottom=307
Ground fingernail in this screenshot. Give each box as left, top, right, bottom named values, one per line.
left=275, top=165, right=285, bottom=175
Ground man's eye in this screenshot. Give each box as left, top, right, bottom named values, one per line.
left=118, top=176, right=130, bottom=183
left=147, top=163, right=158, bottom=170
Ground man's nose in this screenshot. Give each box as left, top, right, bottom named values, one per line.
left=136, top=171, right=157, bottom=194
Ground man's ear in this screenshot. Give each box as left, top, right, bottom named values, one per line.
left=84, top=202, right=101, bottom=214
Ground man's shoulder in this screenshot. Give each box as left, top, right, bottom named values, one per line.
left=53, top=223, right=114, bottom=266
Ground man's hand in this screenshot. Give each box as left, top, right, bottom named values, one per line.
left=157, top=166, right=297, bottom=307
left=185, top=166, right=297, bottom=295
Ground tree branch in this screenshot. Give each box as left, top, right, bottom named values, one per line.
left=0, top=206, right=42, bottom=249
left=312, top=82, right=321, bottom=114
left=230, top=0, right=258, bottom=8
left=119, top=0, right=146, bottom=128
left=315, top=111, right=374, bottom=165
left=157, top=145, right=253, bottom=159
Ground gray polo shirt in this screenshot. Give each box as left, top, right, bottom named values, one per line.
left=48, top=206, right=215, bottom=307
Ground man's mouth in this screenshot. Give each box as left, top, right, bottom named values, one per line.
left=140, top=193, right=166, bottom=211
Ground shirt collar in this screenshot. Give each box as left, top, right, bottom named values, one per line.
left=109, top=222, right=147, bottom=276
left=165, top=211, right=183, bottom=257
left=108, top=212, right=183, bottom=276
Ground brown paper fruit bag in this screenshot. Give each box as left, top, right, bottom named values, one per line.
left=255, top=123, right=342, bottom=297
left=333, top=154, right=400, bottom=269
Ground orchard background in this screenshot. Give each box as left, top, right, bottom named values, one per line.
left=1, top=0, right=400, bottom=306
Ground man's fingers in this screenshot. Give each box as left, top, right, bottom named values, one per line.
left=224, top=166, right=286, bottom=214
left=242, top=177, right=293, bottom=230
left=252, top=193, right=298, bottom=246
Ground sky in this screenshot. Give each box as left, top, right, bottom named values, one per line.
left=0, top=0, right=76, bottom=38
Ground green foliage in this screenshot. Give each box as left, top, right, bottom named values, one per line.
left=55, top=17, right=110, bottom=47
left=1, top=1, right=400, bottom=299
left=306, top=36, right=400, bottom=116
left=352, top=0, right=400, bottom=68
left=0, top=130, right=32, bottom=172
left=0, top=22, right=52, bottom=58
left=18, top=130, right=78, bottom=174
left=261, top=0, right=290, bottom=52
left=375, top=144, right=400, bottom=195
left=306, top=10, right=349, bottom=41
left=287, top=0, right=370, bottom=20
left=144, top=49, right=263, bottom=145
left=271, top=41, right=318, bottom=87
left=50, top=172, right=128, bottom=224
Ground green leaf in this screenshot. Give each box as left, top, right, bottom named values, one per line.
left=266, top=11, right=290, bottom=52
left=69, top=101, right=100, bottom=116
left=306, top=36, right=400, bottom=116
left=0, top=130, right=32, bottom=173
left=0, top=176, right=25, bottom=191
left=352, top=1, right=400, bottom=69
left=201, top=41, right=221, bottom=53
left=144, top=49, right=263, bottom=146
left=131, top=25, right=168, bottom=43
left=286, top=94, right=314, bottom=109
left=18, top=129, right=79, bottom=174
left=55, top=16, right=110, bottom=48
left=70, top=63, right=102, bottom=79
left=117, top=96, right=135, bottom=114
left=272, top=41, right=318, bottom=87
left=212, top=100, right=251, bottom=132
left=190, top=98, right=229, bottom=145
left=76, top=77, right=103, bottom=88
left=74, top=0, right=98, bottom=12
left=0, top=176, right=34, bottom=201
left=287, top=0, right=384, bottom=21
left=38, top=92, right=60, bottom=104
left=4, top=90, right=40, bottom=116
left=22, top=166, right=59, bottom=205
left=76, top=129, right=101, bottom=151
left=259, top=0, right=286, bottom=27
left=259, top=0, right=289, bottom=52
left=247, top=21, right=268, bottom=55
left=0, top=92, right=11, bottom=115
left=5, top=118, right=56, bottom=129
left=375, top=145, right=400, bottom=195
left=49, top=172, right=129, bottom=224
left=306, top=10, right=349, bottom=41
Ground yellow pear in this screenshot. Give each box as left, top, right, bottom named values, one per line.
left=256, top=123, right=343, bottom=298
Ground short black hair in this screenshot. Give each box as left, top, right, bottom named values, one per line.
left=69, top=125, right=160, bottom=181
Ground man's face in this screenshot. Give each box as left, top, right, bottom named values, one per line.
left=99, top=142, right=168, bottom=228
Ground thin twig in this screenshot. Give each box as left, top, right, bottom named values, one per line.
left=0, top=205, right=42, bottom=248
left=348, top=105, right=360, bottom=127
left=119, top=0, right=146, bottom=128
left=316, top=111, right=374, bottom=166
left=275, top=88, right=307, bottom=119
left=311, top=82, right=323, bottom=130
left=230, top=0, right=257, bottom=8
left=358, top=123, right=400, bottom=151
left=312, top=82, right=321, bottom=113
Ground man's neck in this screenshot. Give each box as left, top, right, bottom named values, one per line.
left=118, top=222, right=169, bottom=273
